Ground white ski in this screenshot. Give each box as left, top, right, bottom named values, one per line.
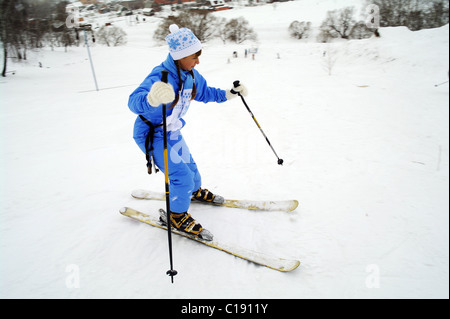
left=120, top=207, right=300, bottom=272
left=131, top=189, right=299, bottom=212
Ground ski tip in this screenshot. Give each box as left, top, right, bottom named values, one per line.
left=278, top=260, right=300, bottom=272
left=283, top=200, right=299, bottom=212
left=291, top=260, right=301, bottom=271
left=131, top=189, right=145, bottom=199
left=119, top=207, right=128, bottom=214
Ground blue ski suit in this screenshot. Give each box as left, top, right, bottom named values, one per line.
left=128, top=54, right=227, bottom=213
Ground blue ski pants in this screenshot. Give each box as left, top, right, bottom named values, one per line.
left=135, top=129, right=201, bottom=213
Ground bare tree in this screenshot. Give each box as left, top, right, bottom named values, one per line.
left=225, top=17, right=257, bottom=44
left=319, top=6, right=357, bottom=40
left=365, top=0, right=449, bottom=30
left=426, top=0, right=450, bottom=28
left=1, top=0, right=29, bottom=76
left=154, top=11, right=257, bottom=45
left=154, top=9, right=218, bottom=43
left=318, top=6, right=376, bottom=42
left=288, top=21, right=312, bottom=39
left=96, top=25, right=127, bottom=47
left=186, top=10, right=218, bottom=43
left=350, top=21, right=375, bottom=39
left=216, top=17, right=228, bottom=44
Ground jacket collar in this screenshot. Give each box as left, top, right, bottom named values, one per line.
left=162, top=54, right=190, bottom=82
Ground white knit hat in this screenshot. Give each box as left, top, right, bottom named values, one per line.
left=165, top=24, right=202, bottom=61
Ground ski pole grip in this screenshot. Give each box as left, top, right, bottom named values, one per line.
left=231, top=80, right=240, bottom=94
left=161, top=70, right=169, bottom=84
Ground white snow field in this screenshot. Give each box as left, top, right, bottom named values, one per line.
left=0, top=0, right=448, bottom=299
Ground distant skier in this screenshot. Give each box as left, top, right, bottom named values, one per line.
left=128, top=24, right=248, bottom=236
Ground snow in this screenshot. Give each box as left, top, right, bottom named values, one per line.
left=1, top=0, right=448, bottom=299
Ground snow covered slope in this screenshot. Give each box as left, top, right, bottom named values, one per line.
left=0, top=0, right=448, bottom=298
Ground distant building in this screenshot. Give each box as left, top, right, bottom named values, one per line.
left=152, top=0, right=231, bottom=11
left=121, top=0, right=145, bottom=10
left=66, top=1, right=84, bottom=13
left=79, top=0, right=98, bottom=4
left=153, top=0, right=194, bottom=4
left=204, top=0, right=231, bottom=11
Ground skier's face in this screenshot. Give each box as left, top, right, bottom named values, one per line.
left=178, top=51, right=201, bottom=71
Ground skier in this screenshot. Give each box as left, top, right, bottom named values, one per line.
left=128, top=24, right=248, bottom=237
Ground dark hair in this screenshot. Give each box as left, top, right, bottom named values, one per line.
left=170, top=50, right=201, bottom=108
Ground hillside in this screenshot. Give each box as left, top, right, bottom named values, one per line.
left=0, top=0, right=448, bottom=299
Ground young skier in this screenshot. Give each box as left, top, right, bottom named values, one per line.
left=128, top=24, right=248, bottom=237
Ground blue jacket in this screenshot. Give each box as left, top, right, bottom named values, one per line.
left=128, top=54, right=227, bottom=152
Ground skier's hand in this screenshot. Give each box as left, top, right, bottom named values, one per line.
left=226, top=82, right=248, bottom=100
left=147, top=81, right=175, bottom=107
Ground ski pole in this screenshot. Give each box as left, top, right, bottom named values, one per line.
left=232, top=81, right=284, bottom=165
left=161, top=70, right=178, bottom=283
left=434, top=80, right=448, bottom=87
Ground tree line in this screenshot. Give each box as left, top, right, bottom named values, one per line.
left=1, top=0, right=77, bottom=76
left=153, top=9, right=257, bottom=44
left=2, top=0, right=448, bottom=76
left=289, top=0, right=449, bottom=42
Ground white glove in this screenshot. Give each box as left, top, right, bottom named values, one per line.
left=147, top=81, right=176, bottom=107
left=225, top=82, right=248, bottom=100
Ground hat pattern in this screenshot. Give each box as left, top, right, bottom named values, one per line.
left=167, top=37, right=181, bottom=50
left=165, top=24, right=202, bottom=60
